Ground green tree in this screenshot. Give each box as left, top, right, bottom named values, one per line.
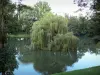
left=91, top=0, right=100, bottom=36
left=68, top=16, right=79, bottom=35
left=0, top=0, right=11, bottom=48
left=18, top=5, right=34, bottom=33
left=0, top=0, right=22, bottom=35
left=74, top=0, right=100, bottom=37
left=68, top=16, right=89, bottom=36
left=0, top=38, right=18, bottom=75
left=31, top=13, right=79, bottom=51
left=0, top=0, right=10, bottom=34
left=33, top=1, right=51, bottom=20
left=18, top=1, right=51, bottom=33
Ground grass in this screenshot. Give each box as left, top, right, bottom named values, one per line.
left=52, top=66, right=100, bottom=75
left=7, top=34, right=30, bottom=38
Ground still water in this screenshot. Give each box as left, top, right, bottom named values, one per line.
left=0, top=37, right=100, bottom=75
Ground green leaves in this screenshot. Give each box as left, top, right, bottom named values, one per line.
left=19, top=1, right=51, bottom=33
left=33, top=1, right=51, bottom=20
left=68, top=16, right=89, bottom=36
left=31, top=13, right=79, bottom=51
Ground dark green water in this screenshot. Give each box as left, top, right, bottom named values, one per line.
left=0, top=37, right=100, bottom=75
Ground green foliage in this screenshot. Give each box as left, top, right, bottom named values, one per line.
left=68, top=16, right=79, bottom=35
left=0, top=40, right=18, bottom=74
left=0, top=1, right=51, bottom=34
left=68, top=16, right=89, bottom=36
left=86, top=0, right=100, bottom=36
left=88, top=0, right=100, bottom=36
left=91, top=16, right=100, bottom=36
left=96, top=42, right=100, bottom=48
left=48, top=32, right=79, bottom=51
left=33, top=1, right=51, bottom=20
left=74, top=0, right=100, bottom=36
left=31, top=13, right=79, bottom=51
left=19, top=5, right=34, bottom=33
left=19, top=1, right=51, bottom=33
left=7, top=15, right=22, bottom=34
left=0, top=0, right=22, bottom=34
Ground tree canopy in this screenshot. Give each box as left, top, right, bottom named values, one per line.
left=31, top=13, right=79, bottom=51
left=17, top=1, right=51, bottom=33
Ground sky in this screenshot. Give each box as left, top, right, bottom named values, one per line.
left=11, top=0, right=89, bottom=16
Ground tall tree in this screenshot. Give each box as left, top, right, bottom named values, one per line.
left=19, top=5, right=34, bottom=33
left=74, top=0, right=100, bottom=37
left=33, top=1, right=51, bottom=20
left=91, top=0, right=100, bottom=36
left=0, top=0, right=23, bottom=35
left=31, top=13, right=79, bottom=51
left=19, top=1, right=51, bottom=33
left=0, top=0, right=11, bottom=48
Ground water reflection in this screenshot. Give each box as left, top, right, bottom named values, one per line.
left=0, top=38, right=18, bottom=75
left=77, top=37, right=100, bottom=59
left=5, top=37, right=100, bottom=75
left=19, top=50, right=77, bottom=75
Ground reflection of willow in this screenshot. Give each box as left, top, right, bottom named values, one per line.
left=19, top=50, right=77, bottom=75
left=0, top=39, right=18, bottom=75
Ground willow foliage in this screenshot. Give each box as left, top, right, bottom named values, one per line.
left=31, top=13, right=79, bottom=51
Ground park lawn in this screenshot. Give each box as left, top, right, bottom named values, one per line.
left=52, top=66, right=100, bottom=75
left=7, top=34, right=30, bottom=38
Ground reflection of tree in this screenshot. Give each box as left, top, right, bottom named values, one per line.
left=0, top=39, right=18, bottom=75
left=6, top=37, right=100, bottom=75
left=77, top=37, right=100, bottom=59
left=19, top=50, right=77, bottom=75
left=8, top=38, right=30, bottom=53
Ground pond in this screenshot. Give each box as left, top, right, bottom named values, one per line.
left=0, top=37, right=100, bottom=75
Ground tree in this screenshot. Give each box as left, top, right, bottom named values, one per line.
left=0, top=0, right=11, bottom=48
left=74, top=0, right=100, bottom=37
left=19, top=5, right=35, bottom=33
left=68, top=16, right=79, bottom=35
left=0, top=0, right=9, bottom=33
left=0, top=0, right=22, bottom=35
left=68, top=16, right=89, bottom=36
left=74, top=0, right=90, bottom=7
left=18, top=1, right=51, bottom=33
left=0, top=39, right=18, bottom=75
left=33, top=1, right=51, bottom=20
left=31, top=13, right=79, bottom=51
left=91, top=0, right=100, bottom=36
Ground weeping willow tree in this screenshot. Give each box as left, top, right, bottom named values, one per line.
left=31, top=13, right=79, bottom=51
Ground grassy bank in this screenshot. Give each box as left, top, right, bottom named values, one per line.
left=52, top=66, right=100, bottom=75
left=7, top=34, right=30, bottom=38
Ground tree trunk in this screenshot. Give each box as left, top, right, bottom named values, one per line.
left=0, top=34, right=6, bottom=48
left=0, top=0, right=6, bottom=49
left=0, top=42, right=3, bottom=48
left=2, top=72, right=5, bottom=75
left=1, top=0, right=4, bottom=35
